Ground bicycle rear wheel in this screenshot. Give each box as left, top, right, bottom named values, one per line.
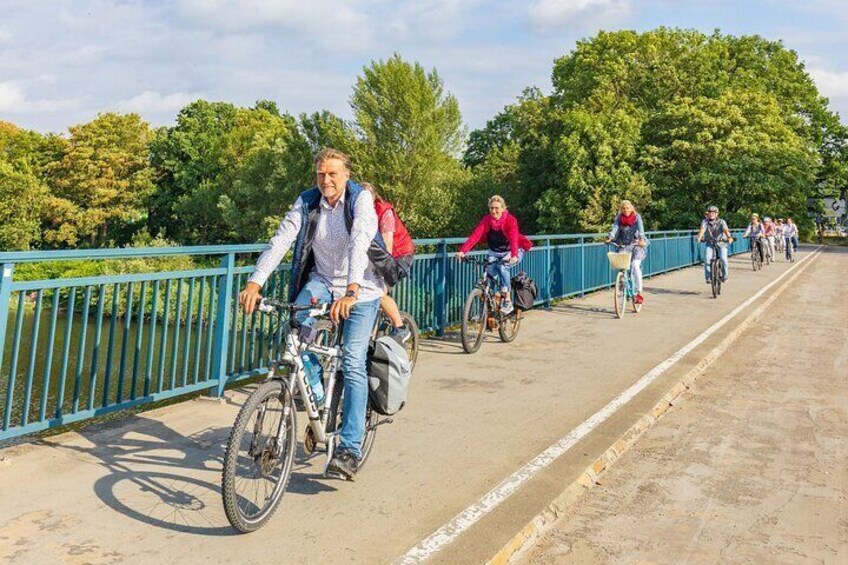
left=613, top=271, right=626, bottom=318
left=222, top=379, right=297, bottom=533
left=498, top=309, right=521, bottom=342
left=461, top=288, right=488, bottom=353
left=375, top=311, right=419, bottom=370
left=325, top=374, right=379, bottom=469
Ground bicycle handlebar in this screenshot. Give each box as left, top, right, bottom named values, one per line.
left=257, top=298, right=331, bottom=318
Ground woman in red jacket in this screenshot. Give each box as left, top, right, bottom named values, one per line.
left=362, top=183, right=415, bottom=344
left=456, top=195, right=532, bottom=314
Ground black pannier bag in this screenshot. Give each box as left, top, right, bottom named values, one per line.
left=511, top=271, right=537, bottom=311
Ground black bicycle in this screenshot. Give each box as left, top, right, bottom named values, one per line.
left=707, top=241, right=729, bottom=299
left=750, top=237, right=764, bottom=271
left=373, top=308, right=420, bottom=370
left=459, top=256, right=521, bottom=354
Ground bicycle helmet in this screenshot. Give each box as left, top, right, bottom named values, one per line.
left=706, top=205, right=719, bottom=213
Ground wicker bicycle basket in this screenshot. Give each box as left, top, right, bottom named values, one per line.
left=606, top=251, right=632, bottom=271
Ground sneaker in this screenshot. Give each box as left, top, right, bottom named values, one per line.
left=721, top=275, right=728, bottom=283
left=389, top=326, right=412, bottom=346
left=634, top=293, right=644, bottom=305
left=705, top=279, right=712, bottom=285
left=500, top=300, right=514, bottom=315
left=327, top=449, right=359, bottom=480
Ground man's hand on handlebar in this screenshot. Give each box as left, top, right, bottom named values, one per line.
left=456, top=251, right=466, bottom=261
left=238, top=282, right=263, bottom=316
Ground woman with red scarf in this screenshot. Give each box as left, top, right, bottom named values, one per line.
left=605, top=200, right=649, bottom=304
left=456, top=195, right=532, bottom=315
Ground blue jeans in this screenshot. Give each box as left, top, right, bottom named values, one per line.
left=487, top=249, right=525, bottom=295
left=294, top=279, right=380, bottom=460
left=704, top=244, right=729, bottom=282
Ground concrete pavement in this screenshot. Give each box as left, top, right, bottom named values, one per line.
left=520, top=247, right=847, bottom=564
left=0, top=246, right=832, bottom=564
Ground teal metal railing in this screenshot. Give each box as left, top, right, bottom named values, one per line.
left=0, top=231, right=748, bottom=441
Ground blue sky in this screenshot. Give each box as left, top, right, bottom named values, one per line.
left=1, top=0, right=846, bottom=134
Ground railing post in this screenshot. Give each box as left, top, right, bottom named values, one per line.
left=435, top=240, right=447, bottom=336
left=0, top=264, right=14, bottom=393
left=210, top=253, right=235, bottom=397
left=544, top=238, right=552, bottom=308
left=579, top=237, right=586, bottom=297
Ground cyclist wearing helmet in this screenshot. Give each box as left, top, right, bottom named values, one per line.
left=697, top=205, right=733, bottom=283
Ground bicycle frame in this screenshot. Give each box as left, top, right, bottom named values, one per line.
left=467, top=256, right=509, bottom=317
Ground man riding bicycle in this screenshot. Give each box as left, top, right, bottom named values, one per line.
left=238, top=147, right=384, bottom=480
left=697, top=205, right=733, bottom=283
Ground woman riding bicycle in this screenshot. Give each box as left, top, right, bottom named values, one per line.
left=456, top=195, right=532, bottom=315
left=604, top=200, right=648, bottom=305
left=762, top=217, right=776, bottom=261
left=784, top=218, right=799, bottom=258
left=743, top=214, right=766, bottom=264
left=361, top=182, right=414, bottom=344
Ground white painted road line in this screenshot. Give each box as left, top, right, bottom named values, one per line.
left=396, top=248, right=823, bottom=564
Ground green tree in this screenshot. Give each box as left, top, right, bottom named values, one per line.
left=43, top=113, right=154, bottom=247
left=0, top=162, right=45, bottom=250
left=351, top=54, right=468, bottom=237
left=150, top=100, right=312, bottom=244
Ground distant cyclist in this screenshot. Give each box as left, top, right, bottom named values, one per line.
left=456, top=195, right=533, bottom=315
left=605, top=200, right=649, bottom=305
left=743, top=214, right=766, bottom=264
left=775, top=219, right=785, bottom=254
left=784, top=218, right=799, bottom=258
left=762, top=217, right=776, bottom=261
left=697, top=205, right=734, bottom=283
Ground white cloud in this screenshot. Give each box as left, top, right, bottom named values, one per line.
left=115, top=91, right=202, bottom=114
left=809, top=67, right=848, bottom=98
left=176, top=0, right=375, bottom=50
left=528, top=0, right=630, bottom=30
left=0, top=81, right=78, bottom=114
left=0, top=81, right=26, bottom=112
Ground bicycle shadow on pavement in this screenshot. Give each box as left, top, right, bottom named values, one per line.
left=418, top=330, right=466, bottom=355
left=47, top=415, right=236, bottom=536
left=547, top=302, right=616, bottom=320
left=48, top=410, right=339, bottom=536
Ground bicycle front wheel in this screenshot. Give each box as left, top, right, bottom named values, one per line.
left=222, top=379, right=297, bottom=533
left=613, top=271, right=626, bottom=318
left=461, top=288, right=488, bottom=353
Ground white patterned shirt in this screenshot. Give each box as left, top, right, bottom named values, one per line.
left=248, top=188, right=384, bottom=302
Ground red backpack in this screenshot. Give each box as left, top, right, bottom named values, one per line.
left=375, top=200, right=415, bottom=258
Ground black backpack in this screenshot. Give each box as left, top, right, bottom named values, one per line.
left=511, top=271, right=537, bottom=311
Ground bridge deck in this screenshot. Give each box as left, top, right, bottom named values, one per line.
left=0, top=246, right=833, bottom=564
